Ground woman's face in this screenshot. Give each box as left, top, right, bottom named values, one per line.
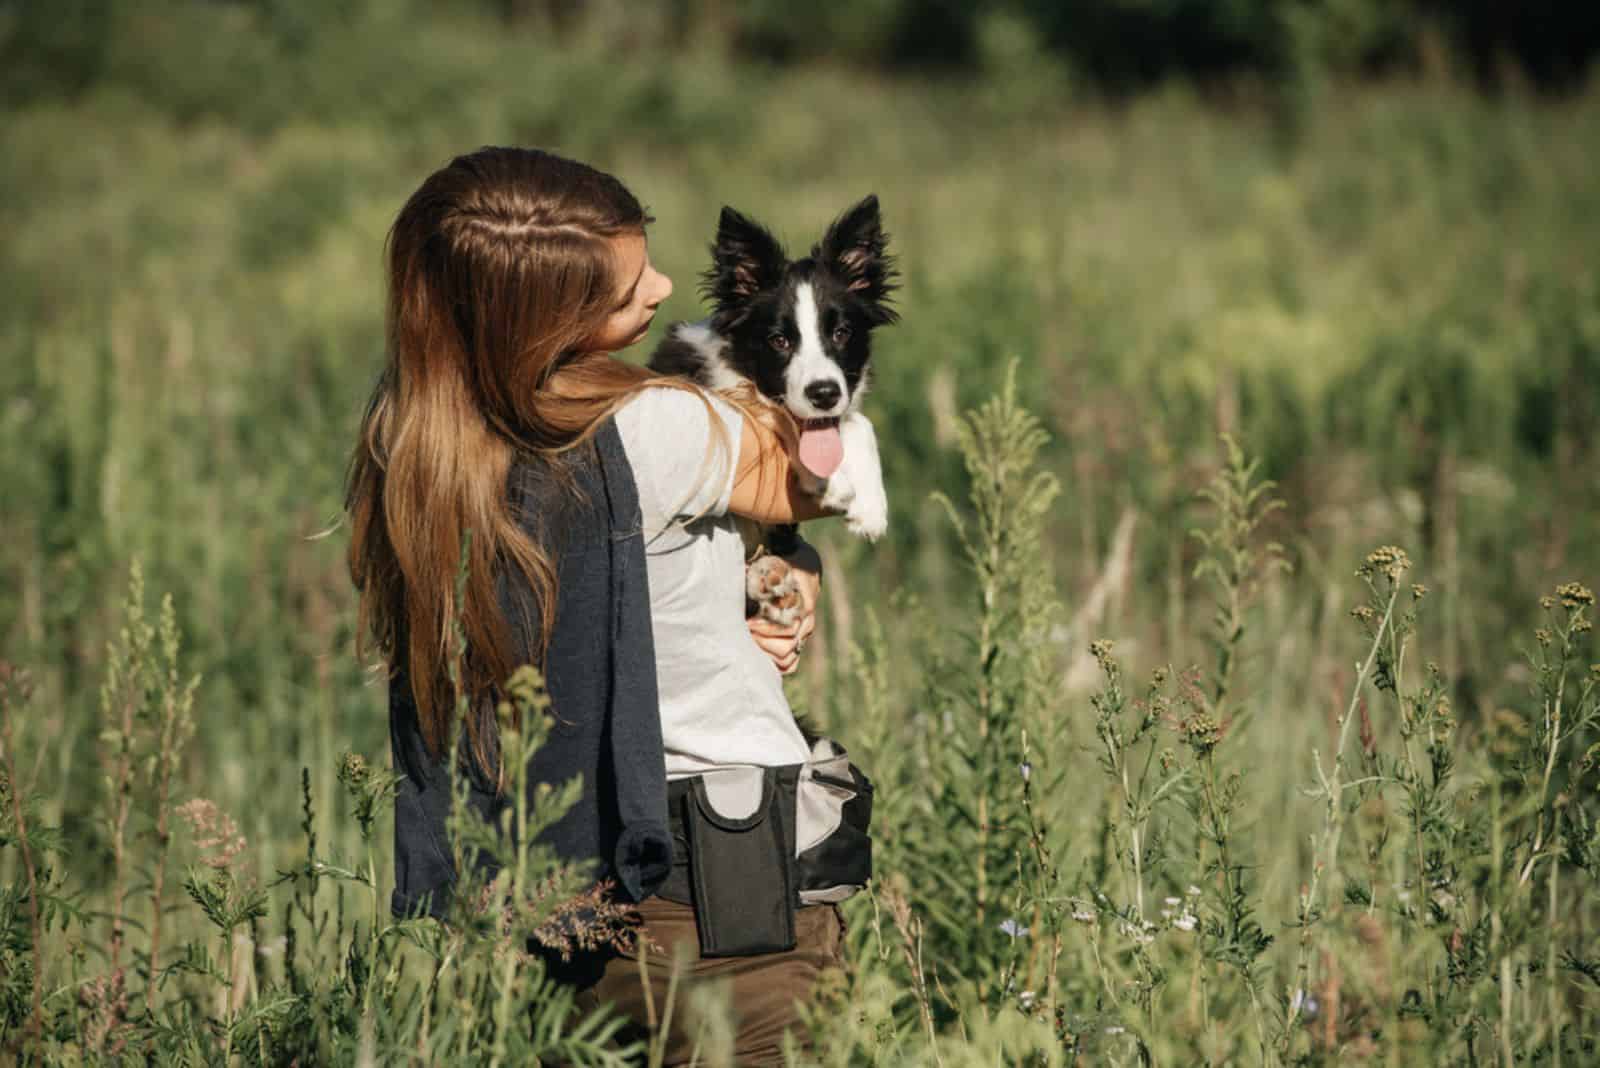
left=584, top=232, right=673, bottom=353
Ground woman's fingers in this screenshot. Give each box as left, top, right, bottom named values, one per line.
left=747, top=616, right=801, bottom=639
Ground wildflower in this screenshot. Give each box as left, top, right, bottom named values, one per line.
left=1556, top=582, right=1595, bottom=609
left=1578, top=619, right=1593, bottom=634
left=1536, top=628, right=1553, bottom=647
left=1411, top=583, right=1428, bottom=600
left=1358, top=546, right=1412, bottom=581
left=1089, top=639, right=1116, bottom=669
left=1151, top=666, right=1169, bottom=686
left=1350, top=605, right=1378, bottom=625
left=1591, top=664, right=1600, bottom=683
left=337, top=751, right=370, bottom=790
left=1071, top=909, right=1095, bottom=923
left=999, top=918, right=1029, bottom=939
left=1542, top=596, right=1557, bottom=610
left=1180, top=711, right=1222, bottom=755
left=176, top=799, right=246, bottom=870
left=1187, top=885, right=1202, bottom=897
left=1018, top=990, right=1036, bottom=1009
left=1173, top=913, right=1198, bottom=932
left=1164, top=896, right=1180, bottom=906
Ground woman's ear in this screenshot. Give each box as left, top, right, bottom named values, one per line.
left=702, top=206, right=787, bottom=321
left=816, top=195, right=899, bottom=325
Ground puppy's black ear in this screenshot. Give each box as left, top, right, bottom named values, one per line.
left=815, top=194, right=899, bottom=325
left=702, top=206, right=786, bottom=321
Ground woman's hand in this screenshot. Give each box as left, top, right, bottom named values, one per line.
left=747, top=542, right=821, bottom=676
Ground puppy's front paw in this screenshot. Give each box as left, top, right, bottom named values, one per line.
left=845, top=485, right=888, bottom=541
left=746, top=554, right=801, bottom=627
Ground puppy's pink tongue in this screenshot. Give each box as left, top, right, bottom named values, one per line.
left=798, top=424, right=844, bottom=478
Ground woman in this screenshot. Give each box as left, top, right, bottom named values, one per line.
left=345, top=147, right=841, bottom=1063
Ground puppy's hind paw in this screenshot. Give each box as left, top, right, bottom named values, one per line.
left=746, top=554, right=801, bottom=626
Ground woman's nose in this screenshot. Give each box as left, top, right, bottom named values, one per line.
left=653, top=271, right=674, bottom=306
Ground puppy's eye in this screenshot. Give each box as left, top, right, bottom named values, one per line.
left=768, top=333, right=791, bottom=352
left=831, top=323, right=852, bottom=346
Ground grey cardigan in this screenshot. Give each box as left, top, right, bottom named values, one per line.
left=387, top=419, right=673, bottom=920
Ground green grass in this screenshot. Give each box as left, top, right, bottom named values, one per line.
left=1, top=5, right=1598, bottom=1062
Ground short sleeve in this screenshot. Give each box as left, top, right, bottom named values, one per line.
left=614, top=385, right=744, bottom=531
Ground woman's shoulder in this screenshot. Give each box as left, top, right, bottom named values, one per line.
left=615, top=381, right=743, bottom=523
left=616, top=380, right=729, bottom=429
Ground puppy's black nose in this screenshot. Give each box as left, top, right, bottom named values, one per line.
left=804, top=381, right=842, bottom=411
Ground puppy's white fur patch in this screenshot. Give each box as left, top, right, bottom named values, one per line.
left=784, top=283, right=848, bottom=420
left=672, top=320, right=745, bottom=392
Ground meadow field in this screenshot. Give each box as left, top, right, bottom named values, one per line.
left=2, top=3, right=1599, bottom=1063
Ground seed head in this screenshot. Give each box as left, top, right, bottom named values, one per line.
left=1350, top=605, right=1378, bottom=625
left=1556, top=582, right=1594, bottom=609
left=337, top=751, right=370, bottom=791
left=1411, top=584, right=1428, bottom=600
left=1359, top=545, right=1412, bottom=582
left=1180, top=711, right=1222, bottom=754
left=1089, top=639, right=1116, bottom=669
left=1536, top=628, right=1553, bottom=648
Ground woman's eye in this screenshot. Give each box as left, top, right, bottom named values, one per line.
left=769, top=334, right=791, bottom=351
left=831, top=324, right=852, bottom=345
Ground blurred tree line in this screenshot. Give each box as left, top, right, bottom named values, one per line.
left=5, top=0, right=1597, bottom=107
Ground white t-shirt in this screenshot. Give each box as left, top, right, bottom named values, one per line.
left=613, top=385, right=811, bottom=780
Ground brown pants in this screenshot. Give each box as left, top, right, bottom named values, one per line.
left=574, top=897, right=846, bottom=1066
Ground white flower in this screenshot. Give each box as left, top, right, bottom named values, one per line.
left=1019, top=990, right=1036, bottom=1009
left=1186, top=884, right=1202, bottom=897
left=999, top=918, right=1030, bottom=939
left=1164, top=896, right=1181, bottom=906
left=1072, top=909, right=1095, bottom=923
left=1104, top=1025, right=1126, bottom=1035
left=1290, top=989, right=1320, bottom=1018
left=1173, top=913, right=1197, bottom=932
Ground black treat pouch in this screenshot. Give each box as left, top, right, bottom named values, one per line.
left=795, top=761, right=873, bottom=902
left=682, top=767, right=796, bottom=956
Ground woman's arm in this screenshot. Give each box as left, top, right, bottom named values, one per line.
left=727, top=412, right=832, bottom=524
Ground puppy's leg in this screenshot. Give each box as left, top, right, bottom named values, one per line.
left=825, top=412, right=888, bottom=540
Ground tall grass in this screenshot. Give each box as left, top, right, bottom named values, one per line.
left=4, top=378, right=1595, bottom=1063
left=2, top=5, right=1599, bottom=1063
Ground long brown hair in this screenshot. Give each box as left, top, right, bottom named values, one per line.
left=345, top=147, right=676, bottom=772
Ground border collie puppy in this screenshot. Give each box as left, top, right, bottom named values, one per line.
left=650, top=195, right=898, bottom=562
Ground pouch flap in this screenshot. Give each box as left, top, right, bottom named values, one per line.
left=692, top=767, right=770, bottom=830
